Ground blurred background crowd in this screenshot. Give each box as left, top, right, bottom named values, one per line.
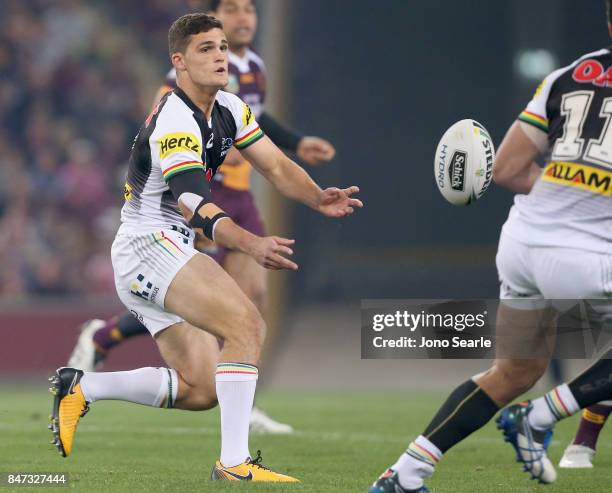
left=0, top=0, right=197, bottom=297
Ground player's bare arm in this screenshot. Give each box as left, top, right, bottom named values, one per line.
left=493, top=120, right=544, bottom=194
left=239, top=135, right=363, bottom=217
left=178, top=194, right=297, bottom=271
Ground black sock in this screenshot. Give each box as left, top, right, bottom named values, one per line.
left=568, top=348, right=612, bottom=408
left=423, top=379, right=499, bottom=453
left=118, top=312, right=149, bottom=338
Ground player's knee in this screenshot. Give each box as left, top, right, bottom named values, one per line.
left=179, top=377, right=218, bottom=410
left=191, top=386, right=218, bottom=411
left=224, top=304, right=265, bottom=355
left=243, top=307, right=266, bottom=350
left=502, top=360, right=548, bottom=395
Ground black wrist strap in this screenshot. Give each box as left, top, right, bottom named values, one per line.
left=189, top=210, right=229, bottom=240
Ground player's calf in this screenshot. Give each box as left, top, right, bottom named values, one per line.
left=172, top=370, right=218, bottom=411
left=559, top=401, right=612, bottom=468
left=476, top=358, right=549, bottom=406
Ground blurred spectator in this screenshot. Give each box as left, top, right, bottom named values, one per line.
left=0, top=0, right=189, bottom=298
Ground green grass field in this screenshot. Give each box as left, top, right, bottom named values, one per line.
left=0, top=385, right=610, bottom=492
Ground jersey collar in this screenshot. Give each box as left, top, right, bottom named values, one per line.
left=173, top=87, right=205, bottom=116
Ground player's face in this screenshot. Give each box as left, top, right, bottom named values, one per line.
left=213, top=0, right=257, bottom=49
left=179, top=28, right=229, bottom=89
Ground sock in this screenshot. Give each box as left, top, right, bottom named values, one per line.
left=573, top=403, right=612, bottom=450
left=392, top=436, right=440, bottom=490
left=93, top=313, right=148, bottom=353
left=568, top=353, right=612, bottom=408
left=80, top=367, right=178, bottom=408
left=390, top=380, right=498, bottom=489
left=528, top=383, right=581, bottom=430
left=216, top=363, right=258, bottom=467
left=423, top=379, right=500, bottom=453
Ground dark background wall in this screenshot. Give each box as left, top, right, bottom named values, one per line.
left=273, top=0, right=611, bottom=302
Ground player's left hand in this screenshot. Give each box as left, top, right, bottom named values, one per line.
left=297, top=136, right=336, bottom=165
left=316, top=186, right=363, bottom=218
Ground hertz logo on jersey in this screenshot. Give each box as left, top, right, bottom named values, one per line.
left=542, top=161, right=612, bottom=196
left=242, top=104, right=253, bottom=127
left=158, top=132, right=201, bottom=159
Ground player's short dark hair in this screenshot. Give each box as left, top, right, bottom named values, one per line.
left=168, top=13, right=223, bottom=56
left=209, top=0, right=256, bottom=12
left=608, top=0, right=612, bottom=23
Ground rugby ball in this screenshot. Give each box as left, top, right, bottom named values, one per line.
left=434, top=119, right=495, bottom=206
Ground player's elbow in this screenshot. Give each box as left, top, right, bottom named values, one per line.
left=492, top=159, right=515, bottom=187
left=263, top=155, right=286, bottom=188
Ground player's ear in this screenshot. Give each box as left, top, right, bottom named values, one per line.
left=171, top=52, right=187, bottom=72
left=609, top=22, right=612, bottom=37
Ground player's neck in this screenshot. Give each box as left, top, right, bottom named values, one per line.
left=178, top=80, right=218, bottom=119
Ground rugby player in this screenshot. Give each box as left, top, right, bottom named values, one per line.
left=498, top=351, right=612, bottom=479
left=370, top=3, right=612, bottom=491
left=67, top=0, right=335, bottom=434
left=49, top=14, right=362, bottom=482
left=558, top=401, right=611, bottom=468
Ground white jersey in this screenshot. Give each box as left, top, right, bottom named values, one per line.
left=502, top=47, right=612, bottom=253
left=119, top=88, right=264, bottom=233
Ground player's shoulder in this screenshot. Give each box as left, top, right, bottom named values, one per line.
left=215, top=90, right=256, bottom=131
left=216, top=89, right=246, bottom=112
left=546, top=47, right=611, bottom=87
left=152, top=91, right=199, bottom=133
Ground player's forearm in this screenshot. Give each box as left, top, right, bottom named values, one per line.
left=494, top=161, right=542, bottom=194
left=212, top=218, right=259, bottom=255
left=265, top=155, right=322, bottom=209
left=178, top=193, right=258, bottom=254
left=493, top=121, right=543, bottom=194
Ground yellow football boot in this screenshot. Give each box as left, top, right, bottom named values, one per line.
left=211, top=450, right=299, bottom=482
left=48, top=367, right=90, bottom=457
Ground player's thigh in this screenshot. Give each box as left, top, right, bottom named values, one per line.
left=155, top=321, right=220, bottom=390
left=164, top=253, right=264, bottom=349
left=495, top=301, right=558, bottom=360
left=223, top=251, right=267, bottom=310
left=534, top=247, right=612, bottom=299
left=496, top=232, right=541, bottom=301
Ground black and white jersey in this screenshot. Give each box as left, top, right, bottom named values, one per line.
left=120, top=88, right=264, bottom=232
left=503, top=47, right=612, bottom=252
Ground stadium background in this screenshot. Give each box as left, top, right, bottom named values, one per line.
left=0, top=0, right=609, bottom=389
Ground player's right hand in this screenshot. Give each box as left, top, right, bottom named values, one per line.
left=250, top=236, right=298, bottom=271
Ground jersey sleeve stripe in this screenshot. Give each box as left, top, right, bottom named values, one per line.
left=234, top=127, right=264, bottom=149
left=162, top=161, right=205, bottom=181
left=518, top=110, right=548, bottom=132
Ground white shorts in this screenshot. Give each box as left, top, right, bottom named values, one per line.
left=111, top=226, right=199, bottom=336
left=496, top=231, right=612, bottom=312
